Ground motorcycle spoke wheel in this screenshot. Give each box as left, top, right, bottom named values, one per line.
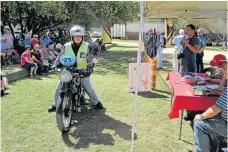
left=62, top=95, right=72, bottom=128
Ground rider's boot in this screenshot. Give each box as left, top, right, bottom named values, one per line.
left=48, top=104, right=56, bottom=113
left=95, top=102, right=103, bottom=109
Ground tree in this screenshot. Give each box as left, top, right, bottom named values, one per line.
left=93, top=1, right=140, bottom=26
left=65, top=1, right=140, bottom=29
left=1, top=1, right=69, bottom=38
left=1, top=1, right=140, bottom=38
left=172, top=18, right=226, bottom=33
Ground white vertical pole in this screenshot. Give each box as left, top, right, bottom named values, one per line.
left=130, top=1, right=144, bottom=152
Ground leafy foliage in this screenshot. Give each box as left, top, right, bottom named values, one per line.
left=172, top=18, right=226, bottom=33
left=1, top=1, right=140, bottom=37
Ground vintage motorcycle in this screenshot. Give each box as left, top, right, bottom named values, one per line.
left=56, top=53, right=90, bottom=133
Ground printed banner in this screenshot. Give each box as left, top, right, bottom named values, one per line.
left=128, top=63, right=151, bottom=92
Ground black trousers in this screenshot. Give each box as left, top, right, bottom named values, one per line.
left=196, top=52, right=204, bottom=73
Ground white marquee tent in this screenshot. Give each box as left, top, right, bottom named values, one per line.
left=131, top=1, right=227, bottom=152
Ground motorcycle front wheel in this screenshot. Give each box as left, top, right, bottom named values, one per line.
left=56, top=92, right=73, bottom=133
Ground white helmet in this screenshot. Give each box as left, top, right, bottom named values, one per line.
left=70, top=25, right=84, bottom=37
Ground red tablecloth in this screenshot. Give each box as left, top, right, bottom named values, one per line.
left=167, top=72, right=219, bottom=119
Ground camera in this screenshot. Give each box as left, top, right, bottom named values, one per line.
left=177, top=53, right=185, bottom=60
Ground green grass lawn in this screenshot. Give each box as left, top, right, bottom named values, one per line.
left=112, top=39, right=138, bottom=44
left=2, top=45, right=195, bottom=152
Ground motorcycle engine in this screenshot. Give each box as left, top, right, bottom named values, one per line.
left=71, top=74, right=81, bottom=93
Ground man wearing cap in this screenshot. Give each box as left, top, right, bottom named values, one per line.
left=200, top=54, right=227, bottom=85
left=30, top=35, right=39, bottom=48
left=3, top=27, right=14, bottom=49
left=193, top=60, right=227, bottom=152
left=185, top=55, right=227, bottom=121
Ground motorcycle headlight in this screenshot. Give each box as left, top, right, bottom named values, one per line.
left=60, top=70, right=72, bottom=82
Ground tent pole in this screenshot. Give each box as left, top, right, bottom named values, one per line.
left=130, top=1, right=144, bottom=152
left=164, top=18, right=168, bottom=38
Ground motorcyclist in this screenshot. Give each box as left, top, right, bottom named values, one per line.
left=48, top=25, right=104, bottom=112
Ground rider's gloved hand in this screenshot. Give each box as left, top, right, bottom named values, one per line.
left=87, top=64, right=93, bottom=73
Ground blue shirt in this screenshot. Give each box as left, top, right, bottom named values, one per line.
left=43, top=37, right=51, bottom=46
left=0, top=42, right=9, bottom=51
left=24, top=39, right=31, bottom=46
left=216, top=87, right=227, bottom=121
left=174, top=35, right=184, bottom=50
left=199, top=35, right=206, bottom=50
left=156, top=35, right=164, bottom=48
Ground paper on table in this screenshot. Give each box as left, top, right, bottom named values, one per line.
left=195, top=76, right=205, bottom=81
left=222, top=148, right=228, bottom=152
left=206, top=84, right=220, bottom=89
left=184, top=75, right=193, bottom=79
left=192, top=85, right=208, bottom=91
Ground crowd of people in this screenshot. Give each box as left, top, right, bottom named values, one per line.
left=144, top=29, right=166, bottom=70
left=0, top=25, right=107, bottom=96
left=172, top=24, right=207, bottom=73
left=0, top=27, right=20, bottom=66
left=171, top=24, right=227, bottom=152
left=20, top=35, right=63, bottom=77
left=144, top=24, right=227, bottom=152
left=0, top=25, right=107, bottom=77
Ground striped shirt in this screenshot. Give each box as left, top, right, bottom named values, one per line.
left=216, top=87, right=227, bottom=121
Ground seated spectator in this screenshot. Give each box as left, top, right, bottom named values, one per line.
left=23, top=34, right=31, bottom=46
left=197, top=54, right=226, bottom=85
left=193, top=60, right=227, bottom=152
left=21, top=46, right=38, bottom=77
left=40, top=45, right=49, bottom=61
left=99, top=39, right=107, bottom=52
left=1, top=37, right=9, bottom=51
left=42, top=34, right=51, bottom=46
left=203, top=57, right=227, bottom=96
left=185, top=55, right=227, bottom=121
left=30, top=44, right=44, bottom=75
left=1, top=37, right=13, bottom=65
left=40, top=45, right=50, bottom=73
left=1, top=75, right=9, bottom=96
left=48, top=42, right=59, bottom=64
left=30, top=35, right=39, bottom=48
left=3, top=26, right=14, bottom=49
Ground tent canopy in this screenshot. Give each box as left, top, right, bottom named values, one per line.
left=145, top=1, right=227, bottom=20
